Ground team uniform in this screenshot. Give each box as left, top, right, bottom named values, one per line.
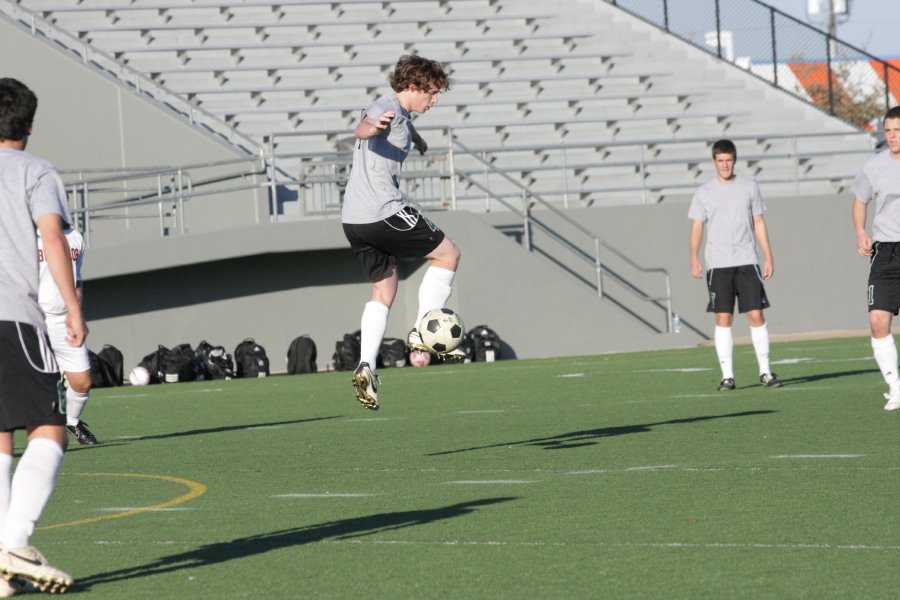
left=689, top=172, right=780, bottom=390
left=38, top=229, right=89, bottom=374
left=0, top=148, right=69, bottom=431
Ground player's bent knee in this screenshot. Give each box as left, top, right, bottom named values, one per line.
left=66, top=370, right=92, bottom=394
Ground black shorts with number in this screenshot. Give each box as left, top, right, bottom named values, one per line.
left=868, top=241, right=900, bottom=314
left=343, top=206, right=446, bottom=281
left=705, top=264, right=770, bottom=314
left=0, top=321, right=65, bottom=431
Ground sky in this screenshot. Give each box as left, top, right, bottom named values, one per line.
left=762, top=0, right=898, bottom=59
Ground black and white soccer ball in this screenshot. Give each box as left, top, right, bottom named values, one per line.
left=419, top=308, right=465, bottom=353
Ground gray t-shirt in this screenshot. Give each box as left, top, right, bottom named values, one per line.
left=0, top=148, right=71, bottom=328
left=341, top=94, right=412, bottom=224
left=852, top=150, right=900, bottom=242
left=688, top=175, right=765, bottom=269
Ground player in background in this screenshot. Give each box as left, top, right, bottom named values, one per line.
left=852, top=106, right=900, bottom=411
left=688, top=139, right=782, bottom=392
left=341, top=55, right=459, bottom=410
left=0, top=77, right=84, bottom=593
left=38, top=227, right=99, bottom=445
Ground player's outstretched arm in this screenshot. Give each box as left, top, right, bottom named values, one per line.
left=36, top=214, right=87, bottom=347
left=852, top=198, right=873, bottom=257
left=355, top=111, right=395, bottom=140
left=410, top=122, right=427, bottom=155
left=753, top=214, right=774, bottom=280
left=689, top=220, right=704, bottom=278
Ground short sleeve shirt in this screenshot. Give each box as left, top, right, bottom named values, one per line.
left=38, top=229, right=83, bottom=316
left=688, top=175, right=765, bottom=269
left=341, top=94, right=413, bottom=224
left=852, top=150, right=900, bottom=242
left=0, top=148, right=71, bottom=327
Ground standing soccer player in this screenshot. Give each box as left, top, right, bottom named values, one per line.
left=38, top=227, right=99, bottom=445
left=342, top=55, right=459, bottom=410
left=688, top=139, right=782, bottom=392
left=852, top=106, right=900, bottom=411
left=0, top=78, right=84, bottom=593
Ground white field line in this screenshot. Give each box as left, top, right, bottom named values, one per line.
left=771, top=454, right=864, bottom=459
left=343, top=417, right=405, bottom=422
left=328, top=539, right=900, bottom=551
left=556, top=373, right=585, bottom=378
left=457, top=410, right=506, bottom=414
left=94, top=507, right=193, bottom=512
left=273, top=493, right=375, bottom=498
left=444, top=480, right=536, bottom=485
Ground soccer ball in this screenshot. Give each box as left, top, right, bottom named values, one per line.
left=419, top=308, right=465, bottom=353
left=128, top=366, right=150, bottom=386
left=409, top=349, right=432, bottom=367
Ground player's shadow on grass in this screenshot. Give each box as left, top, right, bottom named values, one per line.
left=429, top=410, right=776, bottom=454
left=777, top=369, right=877, bottom=385
left=74, top=497, right=516, bottom=591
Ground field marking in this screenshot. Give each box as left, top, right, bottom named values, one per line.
left=344, top=417, right=405, bottom=422
left=39, top=473, right=207, bottom=531
left=445, top=480, right=535, bottom=485
left=669, top=394, right=722, bottom=398
left=189, top=388, right=224, bottom=394
left=94, top=507, right=193, bottom=512
left=771, top=454, right=864, bottom=459
left=771, top=358, right=814, bottom=364
left=457, top=410, right=506, bottom=414
left=636, top=368, right=713, bottom=373
left=569, top=465, right=678, bottom=475
left=101, top=393, right=150, bottom=399
left=557, top=373, right=585, bottom=378
left=274, top=493, right=375, bottom=498
left=330, top=539, right=900, bottom=552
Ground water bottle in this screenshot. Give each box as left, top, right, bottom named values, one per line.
left=672, top=313, right=682, bottom=333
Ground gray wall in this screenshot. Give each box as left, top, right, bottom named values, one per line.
left=81, top=192, right=867, bottom=373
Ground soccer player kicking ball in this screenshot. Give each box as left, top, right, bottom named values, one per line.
left=342, top=55, right=460, bottom=410
left=38, top=227, right=99, bottom=445
left=0, top=78, right=83, bottom=594
left=852, top=106, right=900, bottom=411
left=689, top=139, right=782, bottom=392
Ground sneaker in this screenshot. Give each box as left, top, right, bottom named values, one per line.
left=883, top=387, right=900, bottom=411
left=0, top=546, right=72, bottom=594
left=66, top=421, right=99, bottom=445
left=759, top=373, right=783, bottom=388
left=352, top=362, right=380, bottom=411
left=438, top=348, right=467, bottom=363
left=717, top=378, right=735, bottom=391
left=406, top=329, right=430, bottom=352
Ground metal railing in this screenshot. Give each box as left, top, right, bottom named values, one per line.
left=605, top=0, right=899, bottom=130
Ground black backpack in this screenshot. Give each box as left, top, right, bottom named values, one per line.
left=287, top=335, right=317, bottom=374
left=379, top=338, right=407, bottom=368
left=97, top=344, right=124, bottom=386
left=332, top=330, right=361, bottom=372
left=138, top=345, right=168, bottom=384
left=194, top=340, right=235, bottom=380
left=467, top=325, right=503, bottom=362
left=235, top=338, right=270, bottom=378
left=164, top=343, right=197, bottom=383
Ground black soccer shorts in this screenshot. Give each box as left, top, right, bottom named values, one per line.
left=343, top=206, right=446, bottom=281
left=705, top=264, right=770, bottom=314
left=0, top=321, right=66, bottom=431
left=868, top=241, right=900, bottom=314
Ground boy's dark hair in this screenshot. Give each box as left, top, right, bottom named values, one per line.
left=389, top=55, right=452, bottom=94
left=884, top=106, right=900, bottom=124
left=711, top=138, right=737, bottom=159
left=0, top=78, right=37, bottom=142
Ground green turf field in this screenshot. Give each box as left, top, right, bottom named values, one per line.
left=27, top=336, right=900, bottom=598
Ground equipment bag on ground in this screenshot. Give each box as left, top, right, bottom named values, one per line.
left=332, top=330, right=361, bottom=372
left=467, top=325, right=503, bottom=362
left=287, top=335, right=317, bottom=374
left=235, top=338, right=270, bottom=378
left=194, top=340, right=235, bottom=380
left=379, top=338, right=407, bottom=368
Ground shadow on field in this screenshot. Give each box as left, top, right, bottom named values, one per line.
left=778, top=369, right=877, bottom=385
left=74, top=497, right=516, bottom=590
left=428, top=410, right=776, bottom=454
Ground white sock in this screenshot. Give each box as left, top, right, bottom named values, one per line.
left=714, top=326, right=734, bottom=380
left=0, top=438, right=64, bottom=550
left=750, top=323, right=771, bottom=375
left=0, top=454, right=13, bottom=533
left=871, top=335, right=900, bottom=389
left=360, top=301, right=390, bottom=369
left=66, top=388, right=90, bottom=426
left=415, top=266, right=455, bottom=330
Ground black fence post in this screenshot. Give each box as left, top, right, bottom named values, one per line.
left=714, top=0, right=722, bottom=58
left=885, top=62, right=891, bottom=111
left=663, top=0, right=669, bottom=31
left=769, top=7, right=778, bottom=87
left=826, top=34, right=834, bottom=115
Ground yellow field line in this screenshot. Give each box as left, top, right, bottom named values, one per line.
left=38, top=473, right=207, bottom=531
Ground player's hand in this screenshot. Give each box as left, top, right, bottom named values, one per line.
left=369, top=111, right=395, bottom=134
left=413, top=136, right=428, bottom=155
left=690, top=257, right=703, bottom=279
left=762, top=258, right=774, bottom=280
left=857, top=231, right=874, bottom=257
left=65, top=310, right=88, bottom=348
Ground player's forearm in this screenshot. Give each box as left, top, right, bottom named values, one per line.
left=689, top=222, right=703, bottom=259
left=852, top=199, right=868, bottom=236
left=42, top=232, right=80, bottom=314
left=754, top=219, right=774, bottom=262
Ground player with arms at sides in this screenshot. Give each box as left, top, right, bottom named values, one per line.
left=342, top=54, right=458, bottom=410
left=0, top=77, right=85, bottom=594
left=852, top=106, right=900, bottom=411
left=688, top=139, right=782, bottom=392
left=38, top=226, right=99, bottom=445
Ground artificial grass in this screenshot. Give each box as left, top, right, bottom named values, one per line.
left=23, top=336, right=900, bottom=598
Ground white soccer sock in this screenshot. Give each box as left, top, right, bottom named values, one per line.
left=714, top=326, right=734, bottom=380
left=871, top=335, right=900, bottom=389
left=750, top=323, right=771, bottom=375
left=0, top=438, right=64, bottom=550
left=0, top=453, right=13, bottom=532
left=66, top=388, right=90, bottom=426
left=360, top=301, right=390, bottom=369
left=415, top=266, right=455, bottom=330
